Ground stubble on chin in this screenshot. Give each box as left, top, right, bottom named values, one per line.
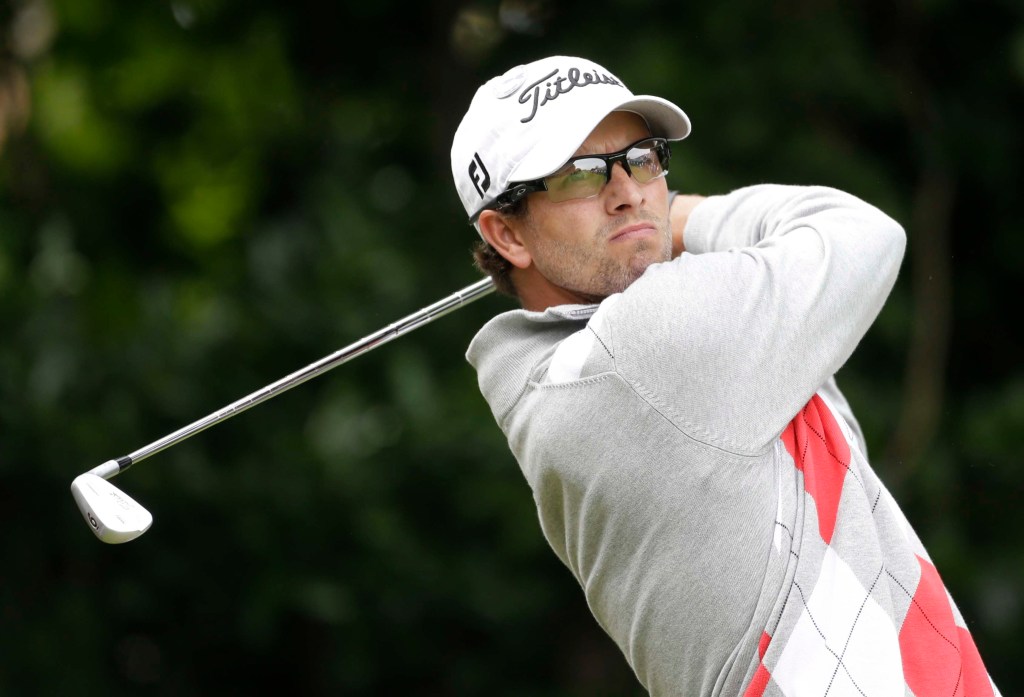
left=542, top=215, right=672, bottom=303
left=594, top=215, right=672, bottom=294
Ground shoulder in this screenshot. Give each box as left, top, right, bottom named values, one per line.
left=466, top=305, right=596, bottom=423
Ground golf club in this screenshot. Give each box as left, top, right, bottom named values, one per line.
left=71, top=276, right=496, bottom=543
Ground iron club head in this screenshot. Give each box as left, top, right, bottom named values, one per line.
left=71, top=472, right=153, bottom=543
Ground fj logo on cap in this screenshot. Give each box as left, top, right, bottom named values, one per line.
left=519, top=67, right=623, bottom=123
left=468, top=153, right=491, bottom=198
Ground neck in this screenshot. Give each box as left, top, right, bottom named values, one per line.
left=513, top=267, right=600, bottom=311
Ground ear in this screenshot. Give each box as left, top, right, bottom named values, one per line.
left=477, top=210, right=533, bottom=269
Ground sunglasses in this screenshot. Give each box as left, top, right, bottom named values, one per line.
left=470, top=137, right=671, bottom=223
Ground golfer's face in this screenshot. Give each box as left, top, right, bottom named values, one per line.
left=517, top=111, right=672, bottom=304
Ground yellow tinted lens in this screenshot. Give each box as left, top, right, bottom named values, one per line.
left=545, top=159, right=606, bottom=202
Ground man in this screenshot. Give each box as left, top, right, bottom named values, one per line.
left=450, top=55, right=1000, bottom=696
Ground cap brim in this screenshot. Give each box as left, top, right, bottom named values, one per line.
left=509, top=95, right=691, bottom=183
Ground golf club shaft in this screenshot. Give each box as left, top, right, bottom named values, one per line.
left=95, top=277, right=495, bottom=480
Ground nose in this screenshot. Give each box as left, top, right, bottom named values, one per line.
left=603, top=160, right=644, bottom=212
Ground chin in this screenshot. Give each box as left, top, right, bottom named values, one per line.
left=629, top=249, right=669, bottom=278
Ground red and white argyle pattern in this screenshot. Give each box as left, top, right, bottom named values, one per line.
left=743, top=394, right=999, bottom=697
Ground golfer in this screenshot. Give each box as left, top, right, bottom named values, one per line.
left=451, top=56, right=1001, bottom=696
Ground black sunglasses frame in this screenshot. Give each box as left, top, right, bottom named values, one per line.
left=469, top=137, right=672, bottom=224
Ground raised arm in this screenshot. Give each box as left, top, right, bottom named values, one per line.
left=600, top=184, right=906, bottom=454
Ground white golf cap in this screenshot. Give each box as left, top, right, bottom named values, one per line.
left=451, top=55, right=691, bottom=225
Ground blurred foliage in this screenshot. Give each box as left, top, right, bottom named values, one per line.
left=1, top=0, right=1021, bottom=694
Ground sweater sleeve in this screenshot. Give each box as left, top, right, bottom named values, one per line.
left=596, top=184, right=905, bottom=454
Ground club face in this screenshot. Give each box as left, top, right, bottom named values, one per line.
left=71, top=473, right=153, bottom=543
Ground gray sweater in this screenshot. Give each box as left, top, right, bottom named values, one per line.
left=467, top=185, right=1000, bottom=696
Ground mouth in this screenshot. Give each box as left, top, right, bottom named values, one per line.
left=609, top=222, right=657, bottom=243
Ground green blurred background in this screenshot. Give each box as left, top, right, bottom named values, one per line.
left=1, top=0, right=1020, bottom=694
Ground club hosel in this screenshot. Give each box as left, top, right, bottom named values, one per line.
left=87, top=459, right=122, bottom=480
